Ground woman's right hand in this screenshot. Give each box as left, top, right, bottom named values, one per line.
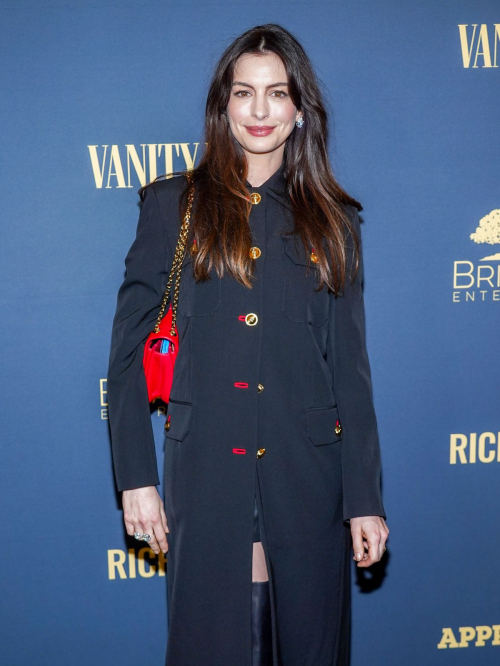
left=122, top=486, right=169, bottom=555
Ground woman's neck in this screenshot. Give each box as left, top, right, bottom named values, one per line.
left=245, top=151, right=285, bottom=187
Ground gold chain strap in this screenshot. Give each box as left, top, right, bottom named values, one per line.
left=153, top=174, right=195, bottom=336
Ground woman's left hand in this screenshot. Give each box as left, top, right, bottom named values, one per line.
left=350, top=516, right=389, bottom=567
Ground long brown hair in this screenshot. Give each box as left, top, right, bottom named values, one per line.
left=140, top=23, right=363, bottom=295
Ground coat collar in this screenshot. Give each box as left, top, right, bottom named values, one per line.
left=244, top=161, right=293, bottom=211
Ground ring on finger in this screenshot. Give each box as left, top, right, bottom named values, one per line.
left=133, top=531, right=152, bottom=542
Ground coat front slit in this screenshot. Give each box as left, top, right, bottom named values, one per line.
left=107, top=161, right=386, bottom=666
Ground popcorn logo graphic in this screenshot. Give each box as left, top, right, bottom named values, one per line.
left=470, top=209, right=500, bottom=261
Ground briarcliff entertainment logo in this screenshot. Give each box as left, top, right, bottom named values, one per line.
left=458, top=24, right=500, bottom=68
left=100, top=378, right=107, bottom=420
left=100, top=378, right=167, bottom=420
left=438, top=625, right=500, bottom=649
left=88, top=143, right=200, bottom=189
left=450, top=432, right=500, bottom=464
left=452, top=209, right=500, bottom=303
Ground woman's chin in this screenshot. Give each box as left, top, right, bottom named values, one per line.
left=240, top=138, right=282, bottom=156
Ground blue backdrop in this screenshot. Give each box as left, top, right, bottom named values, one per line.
left=1, top=1, right=499, bottom=664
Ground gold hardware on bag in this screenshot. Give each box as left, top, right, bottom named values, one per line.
left=153, top=173, right=196, bottom=336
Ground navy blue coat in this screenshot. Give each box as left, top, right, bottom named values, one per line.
left=107, top=161, right=386, bottom=665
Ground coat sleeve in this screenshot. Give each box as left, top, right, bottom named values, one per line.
left=107, top=183, right=174, bottom=492
left=327, top=205, right=386, bottom=523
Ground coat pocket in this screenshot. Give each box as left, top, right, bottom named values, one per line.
left=305, top=404, right=342, bottom=446
left=281, top=235, right=329, bottom=327
left=165, top=400, right=194, bottom=441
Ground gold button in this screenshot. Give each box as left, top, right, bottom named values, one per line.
left=250, top=193, right=262, bottom=204
left=257, top=383, right=264, bottom=393
left=257, top=448, right=266, bottom=458
left=165, top=420, right=170, bottom=431
left=245, top=313, right=258, bottom=326
left=310, top=251, right=318, bottom=263
left=335, top=423, right=342, bottom=437
left=249, top=246, right=261, bottom=259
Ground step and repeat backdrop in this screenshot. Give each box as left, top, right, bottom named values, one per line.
left=1, top=1, right=498, bottom=664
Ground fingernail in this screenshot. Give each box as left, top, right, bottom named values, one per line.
left=356, top=552, right=362, bottom=561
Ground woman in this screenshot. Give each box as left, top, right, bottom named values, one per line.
left=107, top=23, right=389, bottom=666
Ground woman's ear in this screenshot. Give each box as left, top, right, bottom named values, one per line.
left=295, top=112, right=305, bottom=128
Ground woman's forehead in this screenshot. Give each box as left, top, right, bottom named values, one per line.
left=233, top=52, right=287, bottom=81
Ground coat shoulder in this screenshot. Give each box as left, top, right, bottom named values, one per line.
left=142, top=173, right=188, bottom=205
left=140, top=174, right=190, bottom=238
left=341, top=203, right=360, bottom=224
left=340, top=203, right=362, bottom=248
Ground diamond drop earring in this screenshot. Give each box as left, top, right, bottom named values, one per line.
left=295, top=115, right=304, bottom=128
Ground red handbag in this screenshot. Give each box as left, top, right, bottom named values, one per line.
left=142, top=174, right=195, bottom=404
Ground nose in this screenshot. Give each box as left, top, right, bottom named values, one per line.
left=251, top=92, right=269, bottom=121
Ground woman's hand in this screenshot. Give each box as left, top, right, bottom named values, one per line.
left=350, top=516, right=389, bottom=567
left=122, top=486, right=169, bottom=555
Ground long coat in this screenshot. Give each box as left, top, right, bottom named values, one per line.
left=107, top=161, right=386, bottom=666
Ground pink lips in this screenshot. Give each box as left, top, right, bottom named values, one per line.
left=245, top=126, right=276, bottom=137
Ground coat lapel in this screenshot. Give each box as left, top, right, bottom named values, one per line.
left=265, top=162, right=294, bottom=212
left=266, top=185, right=294, bottom=211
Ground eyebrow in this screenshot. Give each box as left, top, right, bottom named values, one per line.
left=232, top=81, right=289, bottom=89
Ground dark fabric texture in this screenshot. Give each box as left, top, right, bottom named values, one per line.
left=107, top=160, right=385, bottom=665
left=253, top=494, right=260, bottom=543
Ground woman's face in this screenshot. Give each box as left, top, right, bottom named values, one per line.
left=226, top=52, right=302, bottom=157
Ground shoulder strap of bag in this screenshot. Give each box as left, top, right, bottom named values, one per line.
left=152, top=173, right=196, bottom=336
